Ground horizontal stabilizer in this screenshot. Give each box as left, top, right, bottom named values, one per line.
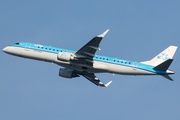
left=161, top=75, right=173, bottom=81
left=153, top=59, right=173, bottom=71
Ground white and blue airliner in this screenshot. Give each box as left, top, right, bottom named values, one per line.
left=3, top=29, right=178, bottom=87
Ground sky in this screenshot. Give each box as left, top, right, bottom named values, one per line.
left=1, top=0, right=180, bottom=120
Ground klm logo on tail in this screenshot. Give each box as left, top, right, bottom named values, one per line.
left=157, top=53, right=170, bottom=60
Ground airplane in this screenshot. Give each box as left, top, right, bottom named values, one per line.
left=3, top=29, right=178, bottom=87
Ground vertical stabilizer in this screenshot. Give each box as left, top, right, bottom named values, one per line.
left=141, top=46, right=178, bottom=66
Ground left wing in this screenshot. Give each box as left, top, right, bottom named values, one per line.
left=75, top=29, right=109, bottom=60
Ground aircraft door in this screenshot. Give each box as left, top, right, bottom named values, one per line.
left=25, top=43, right=31, bottom=50
left=133, top=61, right=138, bottom=70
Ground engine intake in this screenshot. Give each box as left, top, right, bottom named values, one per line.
left=57, top=52, right=74, bottom=61
left=59, top=68, right=79, bottom=78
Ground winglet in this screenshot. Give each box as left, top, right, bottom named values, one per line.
left=105, top=81, right=112, bottom=87
left=97, top=29, right=109, bottom=38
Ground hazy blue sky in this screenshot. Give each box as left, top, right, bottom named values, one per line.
left=1, top=1, right=180, bottom=120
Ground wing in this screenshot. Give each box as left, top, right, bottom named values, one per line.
left=75, top=29, right=109, bottom=60
left=78, top=72, right=112, bottom=87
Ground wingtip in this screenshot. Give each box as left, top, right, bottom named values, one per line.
left=97, top=29, right=109, bottom=38
left=105, top=80, right=112, bottom=87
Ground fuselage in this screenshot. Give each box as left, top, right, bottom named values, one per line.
left=3, top=42, right=171, bottom=76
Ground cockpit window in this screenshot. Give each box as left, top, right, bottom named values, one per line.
left=15, top=43, right=19, bottom=45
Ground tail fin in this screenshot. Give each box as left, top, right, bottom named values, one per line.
left=141, top=46, right=178, bottom=66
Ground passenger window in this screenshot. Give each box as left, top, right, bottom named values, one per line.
left=53, top=49, right=55, bottom=51
left=103, top=58, right=105, bottom=60
left=49, top=48, right=51, bottom=50
left=15, top=43, right=19, bottom=45
left=45, top=48, right=47, bottom=49
left=114, top=60, right=115, bottom=62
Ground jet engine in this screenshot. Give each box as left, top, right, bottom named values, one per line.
left=57, top=52, right=74, bottom=61
left=59, top=68, right=79, bottom=78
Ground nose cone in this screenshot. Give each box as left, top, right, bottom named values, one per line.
left=3, top=47, right=8, bottom=53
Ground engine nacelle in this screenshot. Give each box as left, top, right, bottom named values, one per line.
left=59, top=68, right=79, bottom=78
left=57, top=52, right=74, bottom=61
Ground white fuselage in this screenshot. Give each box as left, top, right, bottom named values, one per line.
left=3, top=46, right=156, bottom=75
